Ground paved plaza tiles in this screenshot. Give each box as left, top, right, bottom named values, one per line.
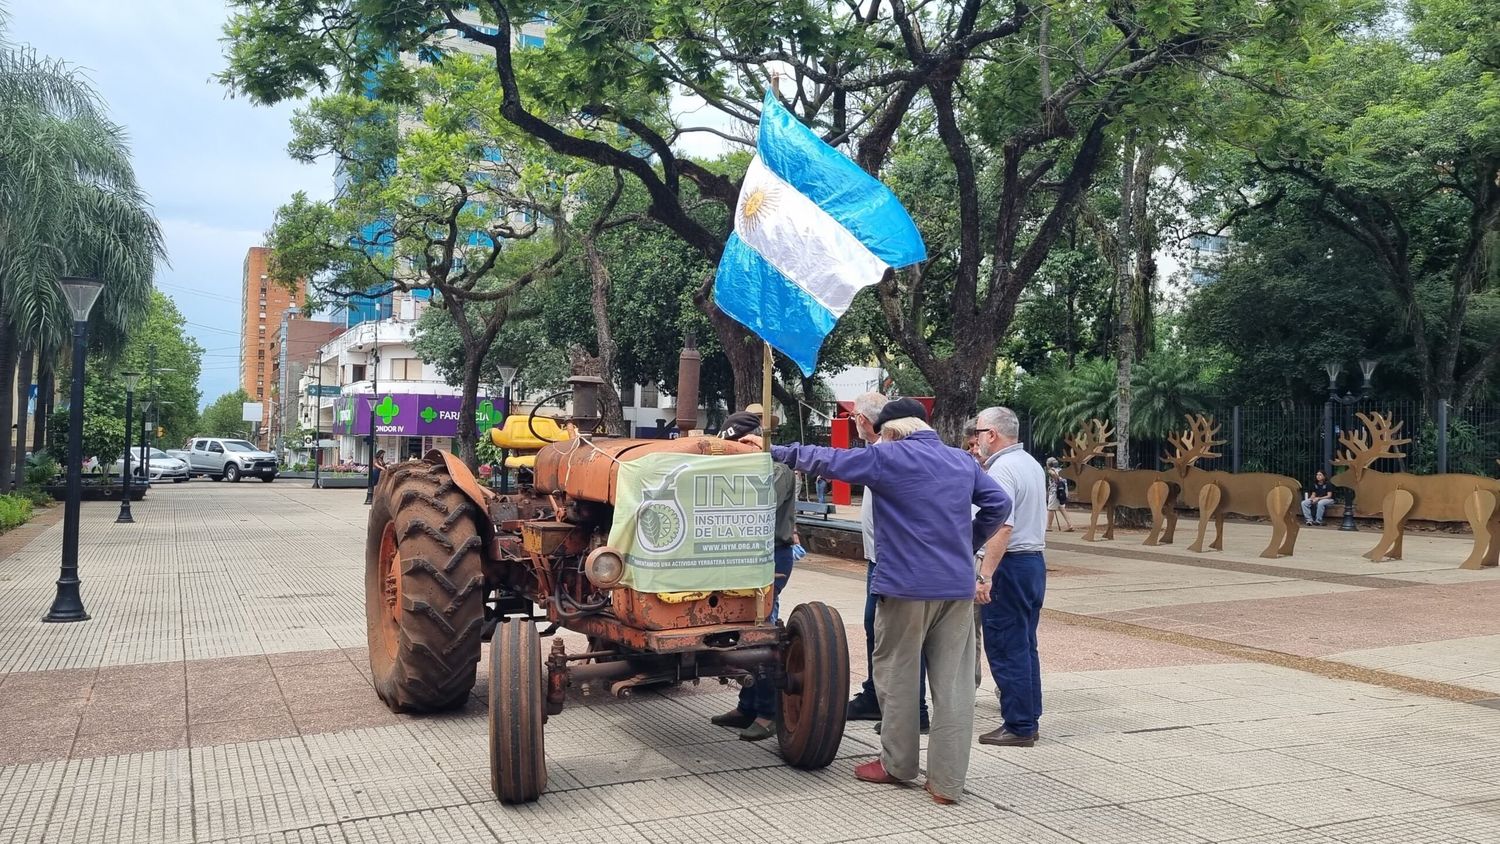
left=1, top=483, right=1498, bottom=843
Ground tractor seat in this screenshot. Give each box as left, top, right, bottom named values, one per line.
left=490, top=414, right=570, bottom=451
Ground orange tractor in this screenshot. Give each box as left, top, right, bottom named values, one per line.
left=364, top=371, right=849, bottom=803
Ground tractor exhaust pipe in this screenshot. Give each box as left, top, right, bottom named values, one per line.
left=675, top=333, right=700, bottom=435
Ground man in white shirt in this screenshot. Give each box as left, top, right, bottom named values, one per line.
left=971, top=406, right=1047, bottom=747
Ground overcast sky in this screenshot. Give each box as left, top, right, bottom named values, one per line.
left=10, top=1, right=335, bottom=408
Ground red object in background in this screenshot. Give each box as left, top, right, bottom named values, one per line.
left=829, top=415, right=853, bottom=505
left=827, top=397, right=934, bottom=507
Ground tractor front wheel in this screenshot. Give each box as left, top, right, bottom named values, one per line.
left=777, top=602, right=849, bottom=769
left=365, top=459, right=486, bottom=712
left=489, top=618, right=547, bottom=803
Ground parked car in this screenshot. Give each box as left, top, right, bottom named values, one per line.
left=110, top=448, right=190, bottom=484
left=184, top=438, right=278, bottom=482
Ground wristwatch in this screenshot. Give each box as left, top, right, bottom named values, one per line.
left=976, top=574, right=990, bottom=585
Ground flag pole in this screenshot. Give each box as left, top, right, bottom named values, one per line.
left=761, top=343, right=773, bottom=452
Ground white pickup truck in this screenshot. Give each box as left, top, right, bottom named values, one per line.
left=180, top=437, right=279, bottom=483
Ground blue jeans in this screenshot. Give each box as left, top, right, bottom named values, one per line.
left=860, top=561, right=928, bottom=717
left=740, top=546, right=797, bottom=720
left=980, top=550, right=1045, bottom=736
left=1301, top=498, right=1333, bottom=523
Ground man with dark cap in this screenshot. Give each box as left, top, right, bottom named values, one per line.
left=747, top=398, right=1012, bottom=804
left=709, top=410, right=801, bottom=742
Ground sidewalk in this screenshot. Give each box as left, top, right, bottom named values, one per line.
left=1, top=482, right=1498, bottom=843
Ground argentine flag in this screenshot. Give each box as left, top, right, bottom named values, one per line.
left=714, top=93, right=927, bottom=376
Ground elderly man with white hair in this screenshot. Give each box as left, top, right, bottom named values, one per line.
left=750, top=398, right=1011, bottom=804
left=970, top=406, right=1048, bottom=747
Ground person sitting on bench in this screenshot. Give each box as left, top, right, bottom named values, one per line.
left=1302, top=470, right=1336, bottom=526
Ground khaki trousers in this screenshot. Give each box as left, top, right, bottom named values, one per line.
left=872, top=596, right=977, bottom=800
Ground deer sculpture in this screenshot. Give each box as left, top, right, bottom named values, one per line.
left=1161, top=414, right=1302, bottom=559
left=1333, top=411, right=1500, bottom=569
left=1060, top=419, right=1178, bottom=546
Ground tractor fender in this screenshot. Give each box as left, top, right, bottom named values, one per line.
left=427, top=449, right=494, bottom=528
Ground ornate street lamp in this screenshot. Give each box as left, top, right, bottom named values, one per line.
left=496, top=364, right=517, bottom=494
left=364, top=338, right=380, bottom=506
left=45, top=276, right=105, bottom=623
left=115, top=371, right=141, bottom=524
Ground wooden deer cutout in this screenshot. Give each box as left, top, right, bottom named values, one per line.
left=1060, top=419, right=1178, bottom=546
left=1162, top=414, right=1302, bottom=559
left=1334, top=412, right=1500, bottom=569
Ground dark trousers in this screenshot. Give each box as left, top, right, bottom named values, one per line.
left=740, top=546, right=797, bottom=719
left=980, top=550, right=1045, bottom=736
left=860, top=561, right=928, bottom=716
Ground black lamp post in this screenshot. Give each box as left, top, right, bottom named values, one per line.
left=1323, top=359, right=1378, bottom=532
left=115, top=371, right=141, bottom=523
left=364, top=336, right=380, bottom=506
left=497, top=365, right=517, bottom=494
left=137, top=398, right=153, bottom=483
left=45, top=276, right=105, bottom=623
left=313, top=354, right=324, bottom=490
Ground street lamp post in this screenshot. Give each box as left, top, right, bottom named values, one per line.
left=497, top=365, right=517, bottom=494
left=313, top=356, right=324, bottom=490
left=138, top=399, right=153, bottom=487
left=1323, top=359, right=1378, bottom=532
left=115, top=372, right=141, bottom=524
left=364, top=330, right=380, bottom=506
left=45, top=276, right=105, bottom=623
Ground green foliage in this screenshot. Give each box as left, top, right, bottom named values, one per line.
left=198, top=390, right=254, bottom=439
left=24, top=452, right=59, bottom=487
left=46, top=382, right=125, bottom=465
left=0, top=493, right=33, bottom=533
left=1021, top=351, right=1216, bottom=447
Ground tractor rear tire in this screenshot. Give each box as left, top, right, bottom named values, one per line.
left=777, top=601, right=849, bottom=769
left=489, top=618, right=547, bottom=803
left=365, top=459, right=486, bottom=713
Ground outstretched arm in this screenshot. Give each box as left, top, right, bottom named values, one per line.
left=769, top=443, right=884, bottom=488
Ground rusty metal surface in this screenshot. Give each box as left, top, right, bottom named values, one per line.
left=558, top=613, right=782, bottom=653
left=430, top=449, right=495, bottom=525
left=611, top=587, right=772, bottom=631
left=533, top=436, right=757, bottom=504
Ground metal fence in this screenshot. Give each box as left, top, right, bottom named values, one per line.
left=1025, top=400, right=1500, bottom=482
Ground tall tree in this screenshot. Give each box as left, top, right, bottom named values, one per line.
left=220, top=0, right=1333, bottom=440
left=0, top=18, right=163, bottom=490
left=1204, top=0, right=1500, bottom=407
left=265, top=55, right=569, bottom=469
left=198, top=390, right=255, bottom=439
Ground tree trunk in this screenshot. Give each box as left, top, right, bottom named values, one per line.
left=1113, top=136, right=1139, bottom=470
left=12, top=347, right=35, bottom=490
left=585, top=232, right=626, bottom=436
left=0, top=324, right=17, bottom=493
left=694, top=282, right=761, bottom=411
left=33, top=359, right=51, bottom=456
left=456, top=350, right=482, bottom=471
left=568, top=345, right=625, bottom=436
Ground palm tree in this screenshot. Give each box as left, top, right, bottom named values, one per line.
left=0, top=13, right=162, bottom=489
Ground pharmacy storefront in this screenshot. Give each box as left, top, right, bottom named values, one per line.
left=333, top=393, right=506, bottom=463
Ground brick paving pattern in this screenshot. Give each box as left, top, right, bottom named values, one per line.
left=1, top=484, right=1498, bottom=842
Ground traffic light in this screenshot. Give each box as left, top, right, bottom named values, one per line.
left=156, top=426, right=165, bottom=438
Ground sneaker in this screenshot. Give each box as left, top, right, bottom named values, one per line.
left=978, top=727, right=1037, bottom=747
left=1314, top=520, right=1325, bottom=526
left=846, top=689, right=882, bottom=721
left=873, top=714, right=931, bottom=736
left=1305, top=520, right=1315, bottom=527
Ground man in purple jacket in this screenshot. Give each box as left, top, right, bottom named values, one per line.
left=763, top=398, right=1012, bottom=804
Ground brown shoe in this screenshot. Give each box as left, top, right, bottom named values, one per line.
left=978, top=727, right=1037, bottom=747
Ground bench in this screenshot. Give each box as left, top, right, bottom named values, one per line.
left=795, top=501, right=837, bottom=520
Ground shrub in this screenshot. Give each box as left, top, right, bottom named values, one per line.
left=25, top=452, right=60, bottom=487
left=0, top=494, right=34, bottom=533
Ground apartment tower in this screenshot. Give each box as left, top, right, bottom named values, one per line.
left=241, top=247, right=307, bottom=411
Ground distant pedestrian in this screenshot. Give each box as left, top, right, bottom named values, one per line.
left=1045, top=457, right=1074, bottom=532
left=710, top=411, right=799, bottom=742
left=971, top=407, right=1047, bottom=747
left=757, top=398, right=1012, bottom=804
left=371, top=449, right=387, bottom=488
left=842, top=392, right=932, bottom=735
